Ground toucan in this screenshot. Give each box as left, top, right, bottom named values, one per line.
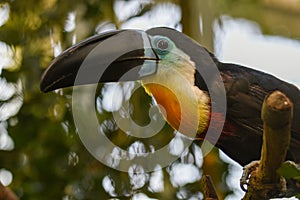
left=40, top=27, right=300, bottom=167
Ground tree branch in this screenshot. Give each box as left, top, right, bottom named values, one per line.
left=200, top=175, right=219, bottom=200
left=0, top=182, right=18, bottom=200
left=243, top=90, right=293, bottom=199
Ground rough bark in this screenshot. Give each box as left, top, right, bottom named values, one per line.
left=243, top=91, right=293, bottom=200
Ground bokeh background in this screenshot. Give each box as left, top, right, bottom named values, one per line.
left=0, top=0, right=300, bottom=199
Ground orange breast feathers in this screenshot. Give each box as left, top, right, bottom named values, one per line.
left=142, top=82, right=211, bottom=138
left=144, top=83, right=182, bottom=131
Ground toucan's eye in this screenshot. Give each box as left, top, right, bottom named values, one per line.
left=151, top=36, right=173, bottom=56
left=157, top=39, right=169, bottom=51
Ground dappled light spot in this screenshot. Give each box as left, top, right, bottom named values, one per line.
left=128, top=164, right=148, bottom=190
left=168, top=134, right=184, bottom=156
left=114, top=0, right=151, bottom=22
left=219, top=151, right=244, bottom=200
left=107, top=147, right=122, bottom=168
left=99, top=119, right=119, bottom=134
left=50, top=37, right=62, bottom=57
left=0, top=42, right=22, bottom=73
left=148, top=165, right=164, bottom=193
left=64, top=183, right=85, bottom=199
left=192, top=144, right=203, bottom=168
left=128, top=141, right=148, bottom=159
left=132, top=193, right=158, bottom=200
left=101, top=83, right=123, bottom=112
left=0, top=122, right=14, bottom=151
left=64, top=12, right=76, bottom=32
left=102, top=175, right=117, bottom=197
left=122, top=82, right=135, bottom=101
left=0, top=3, right=9, bottom=27
left=0, top=168, right=13, bottom=186
left=0, top=94, right=23, bottom=122
left=48, top=102, right=65, bottom=121
left=68, top=151, right=79, bottom=166
left=169, top=163, right=201, bottom=187
left=177, top=188, right=203, bottom=200
left=121, top=2, right=181, bottom=30
left=0, top=78, right=15, bottom=101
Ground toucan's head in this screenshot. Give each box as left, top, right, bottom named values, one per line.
left=40, top=27, right=226, bottom=140
left=40, top=27, right=216, bottom=93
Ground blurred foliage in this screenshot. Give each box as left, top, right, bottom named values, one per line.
left=0, top=0, right=299, bottom=199
left=279, top=161, right=300, bottom=181
left=278, top=162, right=300, bottom=198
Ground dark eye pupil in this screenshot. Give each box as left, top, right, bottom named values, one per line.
left=157, top=39, right=169, bottom=50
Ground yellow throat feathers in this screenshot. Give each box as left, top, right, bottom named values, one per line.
left=141, top=60, right=210, bottom=137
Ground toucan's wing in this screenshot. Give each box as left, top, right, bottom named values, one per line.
left=219, top=63, right=267, bottom=135
left=218, top=62, right=300, bottom=162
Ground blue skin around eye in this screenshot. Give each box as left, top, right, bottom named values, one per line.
left=150, top=36, right=174, bottom=58
left=139, top=35, right=177, bottom=77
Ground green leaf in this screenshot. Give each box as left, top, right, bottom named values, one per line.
left=278, top=161, right=300, bottom=180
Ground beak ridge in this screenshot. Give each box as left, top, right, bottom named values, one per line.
left=40, top=30, right=158, bottom=92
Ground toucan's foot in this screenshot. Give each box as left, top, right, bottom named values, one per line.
left=240, top=160, right=260, bottom=192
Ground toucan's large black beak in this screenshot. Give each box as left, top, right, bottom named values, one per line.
left=40, top=30, right=159, bottom=92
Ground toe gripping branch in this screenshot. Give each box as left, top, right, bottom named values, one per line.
left=240, top=161, right=260, bottom=192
